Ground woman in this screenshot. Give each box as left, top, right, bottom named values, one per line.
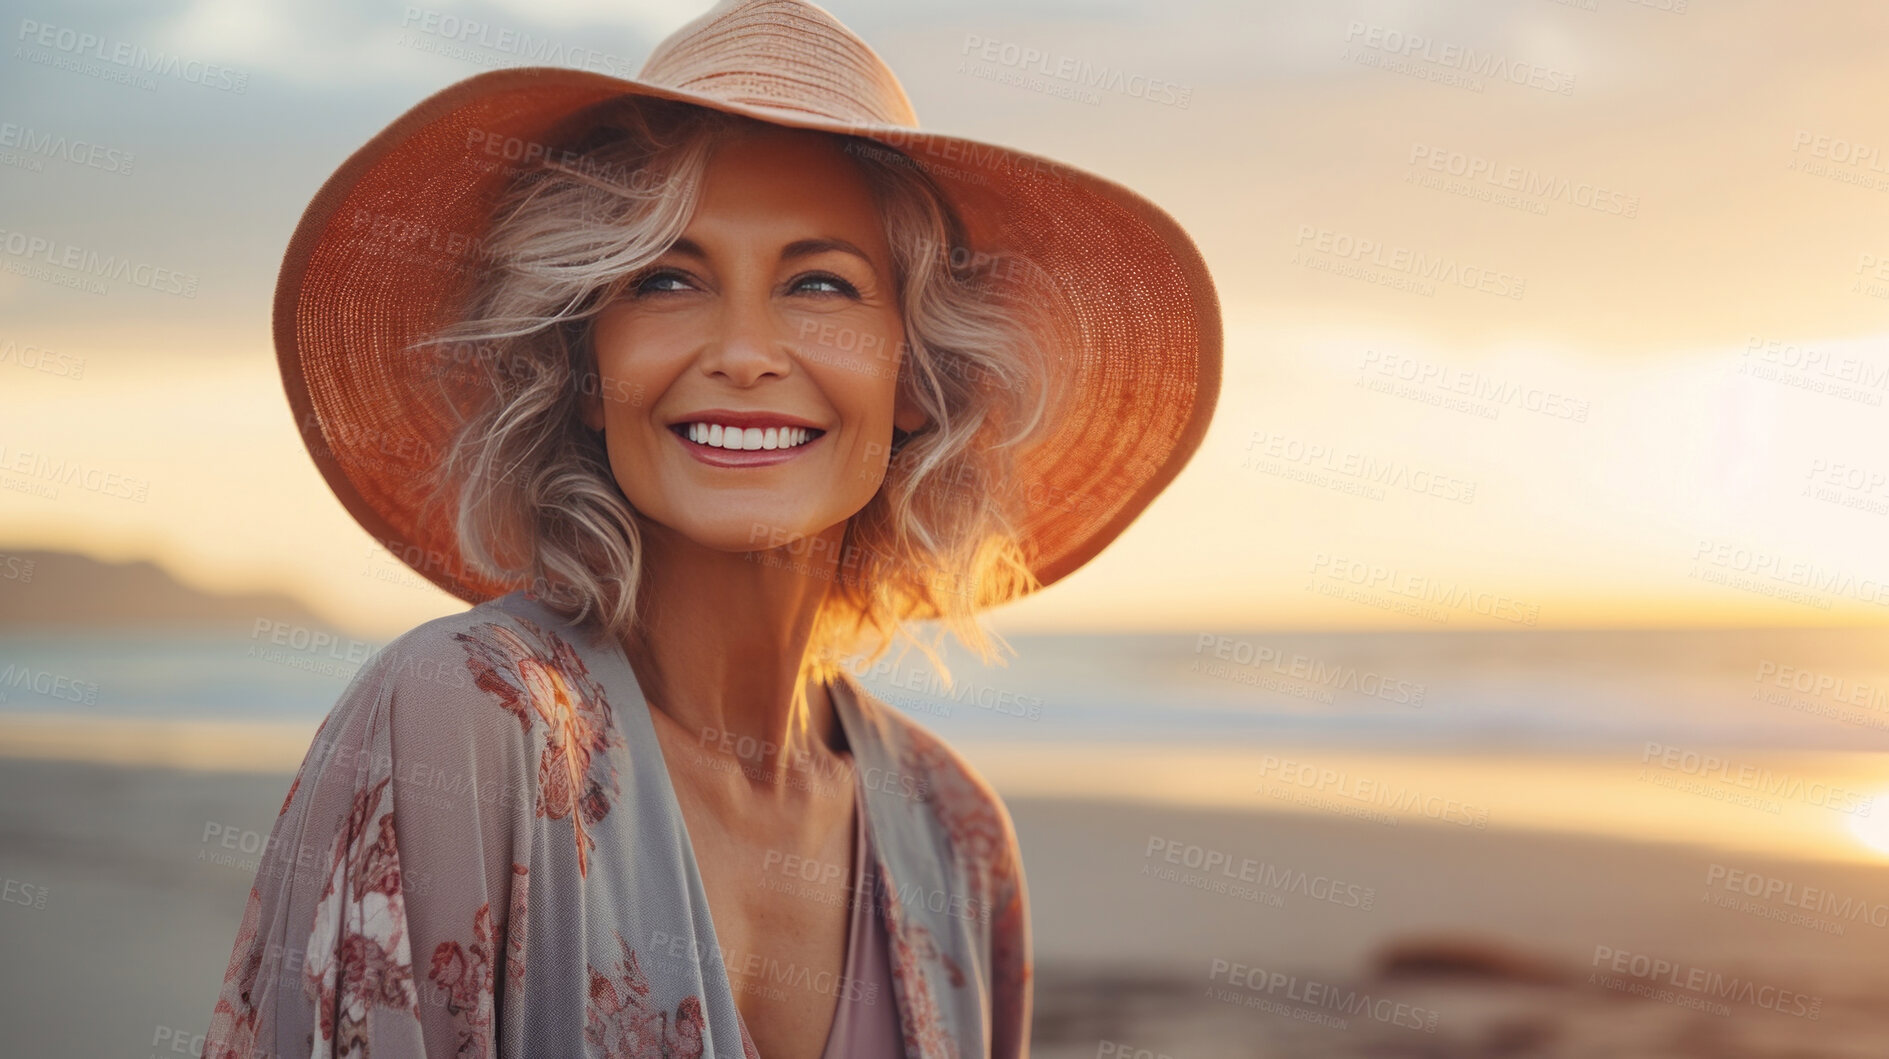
left=201, top=2, right=1219, bottom=1057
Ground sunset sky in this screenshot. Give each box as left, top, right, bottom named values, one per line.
left=4, top=0, right=1888, bottom=638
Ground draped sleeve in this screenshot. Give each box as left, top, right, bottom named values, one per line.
left=871, top=695, right=1037, bottom=1059
left=201, top=615, right=537, bottom=1059
left=987, top=805, right=1032, bottom=1059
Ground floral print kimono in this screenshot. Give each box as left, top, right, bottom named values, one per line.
left=199, top=590, right=1031, bottom=1058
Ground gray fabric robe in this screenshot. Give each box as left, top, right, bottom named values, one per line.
left=199, top=590, right=1031, bottom=1059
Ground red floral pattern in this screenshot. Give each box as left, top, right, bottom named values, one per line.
left=203, top=886, right=265, bottom=1059
left=201, top=604, right=1032, bottom=1058
left=455, top=619, right=622, bottom=878
left=585, top=929, right=707, bottom=1058
left=503, top=863, right=529, bottom=987
left=280, top=773, right=301, bottom=818
left=897, top=724, right=1015, bottom=914
left=875, top=861, right=959, bottom=1059
left=423, top=862, right=530, bottom=1057
left=303, top=776, right=419, bottom=1055
left=879, top=692, right=1032, bottom=1059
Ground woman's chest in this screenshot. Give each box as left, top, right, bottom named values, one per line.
left=670, top=776, right=864, bottom=1059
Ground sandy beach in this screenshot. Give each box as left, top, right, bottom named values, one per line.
left=3, top=743, right=1887, bottom=1058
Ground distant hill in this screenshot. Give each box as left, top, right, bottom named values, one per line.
left=0, top=549, right=343, bottom=633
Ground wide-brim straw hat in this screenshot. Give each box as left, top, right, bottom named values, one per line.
left=279, top=0, right=1220, bottom=614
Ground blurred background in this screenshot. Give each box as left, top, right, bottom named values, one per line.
left=4, top=0, right=1889, bottom=1055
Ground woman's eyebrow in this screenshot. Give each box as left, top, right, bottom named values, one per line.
left=661, top=236, right=879, bottom=273
left=780, top=237, right=874, bottom=268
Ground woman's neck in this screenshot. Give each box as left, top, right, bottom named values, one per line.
left=621, top=518, right=850, bottom=792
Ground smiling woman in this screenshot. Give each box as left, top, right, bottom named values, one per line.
left=421, top=99, right=1067, bottom=704
left=201, top=1, right=1218, bottom=1057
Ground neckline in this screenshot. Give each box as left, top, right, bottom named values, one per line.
left=820, top=759, right=872, bottom=1059
left=601, top=638, right=879, bottom=1057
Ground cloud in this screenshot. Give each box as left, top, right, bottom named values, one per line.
left=146, top=0, right=701, bottom=89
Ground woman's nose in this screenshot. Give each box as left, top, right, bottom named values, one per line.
left=695, top=293, right=794, bottom=385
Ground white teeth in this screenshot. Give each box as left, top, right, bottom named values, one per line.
left=681, top=422, right=816, bottom=451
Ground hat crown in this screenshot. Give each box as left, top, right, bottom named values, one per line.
left=637, top=0, right=918, bottom=129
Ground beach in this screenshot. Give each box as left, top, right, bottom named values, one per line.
left=3, top=744, right=1886, bottom=1057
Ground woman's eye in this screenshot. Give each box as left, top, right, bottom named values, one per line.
left=627, top=270, right=857, bottom=297
left=793, top=273, right=859, bottom=297
left=633, top=270, right=691, bottom=295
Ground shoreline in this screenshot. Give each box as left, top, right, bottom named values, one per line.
left=5, top=714, right=1889, bottom=864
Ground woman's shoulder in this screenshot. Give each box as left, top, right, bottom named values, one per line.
left=364, top=589, right=570, bottom=659
left=325, top=590, right=615, bottom=759
left=356, top=590, right=608, bottom=697
left=840, top=672, right=1023, bottom=888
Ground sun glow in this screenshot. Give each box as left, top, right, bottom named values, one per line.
left=1846, top=792, right=1889, bottom=858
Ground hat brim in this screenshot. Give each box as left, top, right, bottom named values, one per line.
left=278, top=66, right=1221, bottom=613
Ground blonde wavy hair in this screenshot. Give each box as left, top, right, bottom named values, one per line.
left=413, top=96, right=1075, bottom=691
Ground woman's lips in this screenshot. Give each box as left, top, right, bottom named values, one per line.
left=670, top=424, right=825, bottom=467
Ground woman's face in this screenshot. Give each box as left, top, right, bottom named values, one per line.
left=581, top=126, right=924, bottom=555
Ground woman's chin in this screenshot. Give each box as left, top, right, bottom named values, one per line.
left=657, top=512, right=844, bottom=559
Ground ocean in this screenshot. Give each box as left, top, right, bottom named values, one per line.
left=4, top=624, right=1887, bottom=753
